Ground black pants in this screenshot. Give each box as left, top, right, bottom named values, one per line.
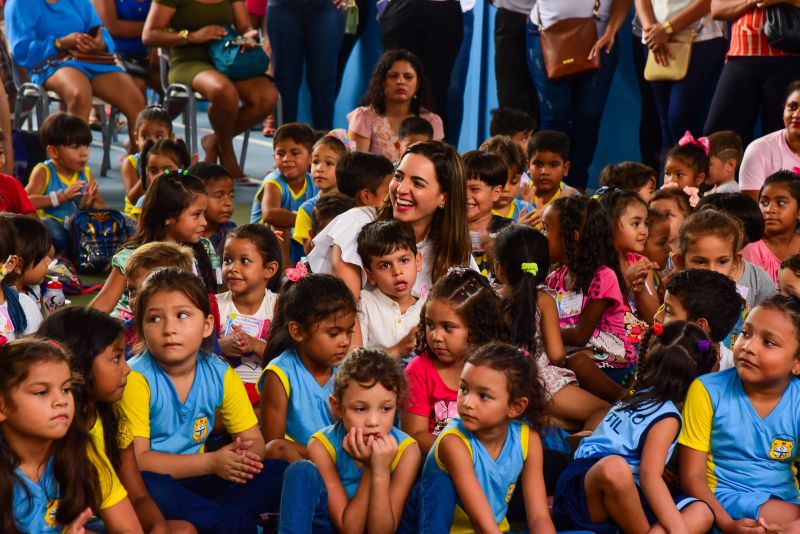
left=631, top=34, right=662, bottom=171
left=380, top=0, right=463, bottom=131
left=494, top=7, right=540, bottom=128
left=704, top=55, right=800, bottom=145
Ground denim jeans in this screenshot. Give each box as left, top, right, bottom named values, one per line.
left=278, top=460, right=336, bottom=534
left=266, top=0, right=345, bottom=129
left=397, top=469, right=457, bottom=534
left=42, top=217, right=69, bottom=254
left=526, top=20, right=620, bottom=190
left=445, top=8, right=475, bottom=145
left=141, top=460, right=287, bottom=534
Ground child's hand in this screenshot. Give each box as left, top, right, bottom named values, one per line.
left=210, top=436, right=263, bottom=484
left=62, top=181, right=86, bottom=202
left=83, top=180, right=99, bottom=207
left=370, top=433, right=398, bottom=472
left=342, top=427, right=374, bottom=465
left=725, top=518, right=767, bottom=534
left=231, top=324, right=261, bottom=355
left=219, top=333, right=243, bottom=357
left=517, top=206, right=542, bottom=228
left=388, top=326, right=417, bottom=359
left=625, top=257, right=656, bottom=294
left=63, top=507, right=93, bottom=534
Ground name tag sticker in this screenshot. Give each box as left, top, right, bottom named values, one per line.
left=557, top=291, right=583, bottom=319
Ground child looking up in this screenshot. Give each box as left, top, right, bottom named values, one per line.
left=663, top=132, right=709, bottom=190
left=189, top=162, right=237, bottom=259
left=553, top=322, right=717, bottom=534
left=132, top=139, right=192, bottom=220
left=25, top=112, right=106, bottom=254
left=122, top=106, right=173, bottom=216
left=402, top=268, right=510, bottom=455
left=395, top=117, right=434, bottom=158
left=0, top=217, right=40, bottom=341
left=121, top=268, right=287, bottom=531
left=279, top=349, right=421, bottom=533
left=260, top=274, right=357, bottom=461
left=706, top=130, right=742, bottom=195
left=600, top=162, right=658, bottom=203
left=650, top=187, right=693, bottom=255
left=779, top=254, right=800, bottom=298
left=481, top=135, right=533, bottom=223
left=462, top=151, right=511, bottom=282
left=489, top=106, right=536, bottom=154
left=527, top=131, right=579, bottom=223
left=680, top=295, right=800, bottom=533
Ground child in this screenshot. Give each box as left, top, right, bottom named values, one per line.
left=489, top=106, right=536, bottom=154
left=356, top=219, right=424, bottom=358
left=122, top=106, right=173, bottom=216
left=663, top=132, right=709, bottom=190
left=120, top=268, right=287, bottom=531
left=494, top=223, right=609, bottom=430
left=279, top=349, right=421, bottom=533
left=307, top=192, right=358, bottom=254
left=131, top=138, right=192, bottom=219
left=462, top=150, right=511, bottom=282
left=643, top=209, right=671, bottom=281
left=705, top=130, right=742, bottom=195
left=779, top=254, right=800, bottom=298
left=395, top=116, right=434, bottom=157
left=216, top=224, right=282, bottom=402
left=401, top=268, right=510, bottom=455
left=527, top=131, right=579, bottom=223
left=335, top=151, right=394, bottom=207
left=38, top=307, right=194, bottom=534
left=656, top=269, right=743, bottom=370
left=260, top=273, right=357, bottom=461
left=5, top=214, right=51, bottom=306
left=480, top=135, right=534, bottom=223
left=1, top=338, right=140, bottom=533
left=741, top=170, right=800, bottom=284
left=90, top=171, right=221, bottom=317
left=0, top=217, right=41, bottom=341
left=189, top=162, right=237, bottom=259
left=409, top=342, right=556, bottom=534
left=599, top=161, right=658, bottom=203
left=650, top=186, right=693, bottom=255
left=553, top=322, right=716, bottom=533
left=25, top=112, right=106, bottom=253
left=697, top=192, right=765, bottom=248
left=680, top=295, right=800, bottom=532
left=292, top=131, right=351, bottom=259
left=543, top=195, right=632, bottom=402
left=0, top=131, right=35, bottom=216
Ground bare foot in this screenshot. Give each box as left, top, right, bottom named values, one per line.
left=201, top=134, right=219, bottom=164
left=218, top=145, right=244, bottom=179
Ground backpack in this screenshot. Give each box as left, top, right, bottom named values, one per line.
left=69, top=209, right=132, bottom=274
left=11, top=129, right=46, bottom=186
left=47, top=256, right=85, bottom=296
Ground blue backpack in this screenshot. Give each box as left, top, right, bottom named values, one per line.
left=69, top=209, right=132, bottom=274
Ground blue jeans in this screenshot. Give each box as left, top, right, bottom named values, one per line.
left=526, top=20, right=619, bottom=190
left=42, top=217, right=69, bottom=254
left=278, top=460, right=335, bottom=534
left=445, top=8, right=475, bottom=145
left=648, top=37, right=727, bottom=149
left=397, top=469, right=457, bottom=534
left=142, top=460, right=287, bottom=534
left=266, top=0, right=345, bottom=129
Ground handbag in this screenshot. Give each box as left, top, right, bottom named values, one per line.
left=537, top=0, right=601, bottom=81
left=765, top=4, right=800, bottom=54
left=208, top=26, right=270, bottom=81
left=644, top=28, right=697, bottom=82
left=115, top=53, right=151, bottom=78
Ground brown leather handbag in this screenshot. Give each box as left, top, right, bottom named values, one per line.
left=537, top=0, right=602, bottom=81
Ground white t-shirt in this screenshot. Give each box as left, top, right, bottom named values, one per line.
left=530, top=0, right=613, bottom=29
left=359, top=287, right=425, bottom=353
left=719, top=343, right=734, bottom=371
left=740, top=129, right=800, bottom=193
left=707, top=181, right=740, bottom=195
left=0, top=293, right=42, bottom=341
left=460, top=0, right=476, bottom=12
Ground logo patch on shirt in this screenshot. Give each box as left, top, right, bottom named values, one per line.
left=45, top=499, right=59, bottom=527
left=193, top=416, right=209, bottom=443
left=769, top=437, right=793, bottom=461
left=505, top=483, right=516, bottom=504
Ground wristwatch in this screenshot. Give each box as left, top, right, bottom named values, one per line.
left=663, top=20, right=674, bottom=35
left=54, top=37, right=63, bottom=50
left=178, top=29, right=190, bottom=43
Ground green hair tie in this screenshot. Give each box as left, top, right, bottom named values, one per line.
left=521, top=262, right=538, bottom=276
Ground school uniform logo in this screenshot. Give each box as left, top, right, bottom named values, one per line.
left=44, top=499, right=59, bottom=528
left=193, top=416, right=209, bottom=443
left=769, top=437, right=794, bottom=461
left=505, top=483, right=516, bottom=504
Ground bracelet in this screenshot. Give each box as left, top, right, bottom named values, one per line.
left=663, top=20, right=674, bottom=35
left=50, top=191, right=60, bottom=207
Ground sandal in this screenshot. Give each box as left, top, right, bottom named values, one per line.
left=262, top=114, right=276, bottom=137
left=234, top=175, right=262, bottom=186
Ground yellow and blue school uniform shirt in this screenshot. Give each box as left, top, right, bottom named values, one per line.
left=34, top=160, right=93, bottom=222
left=250, top=170, right=318, bottom=224
left=424, top=417, right=529, bottom=533
left=310, top=422, right=417, bottom=498
left=679, top=369, right=800, bottom=520
left=492, top=198, right=534, bottom=223
left=576, top=398, right=681, bottom=484
left=12, top=447, right=127, bottom=532
left=121, top=349, right=257, bottom=454
left=123, top=153, right=140, bottom=217
left=293, top=193, right=321, bottom=245
left=258, top=348, right=337, bottom=445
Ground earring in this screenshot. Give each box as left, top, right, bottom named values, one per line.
left=438, top=203, right=445, bottom=209
left=793, top=368, right=800, bottom=376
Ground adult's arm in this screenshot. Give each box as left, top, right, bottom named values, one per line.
left=710, top=0, right=756, bottom=20
left=142, top=2, right=228, bottom=48
left=5, top=0, right=56, bottom=68
left=92, top=0, right=146, bottom=39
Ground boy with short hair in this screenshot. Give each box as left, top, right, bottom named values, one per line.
left=706, top=130, right=743, bottom=195
left=527, top=131, right=579, bottom=221
left=357, top=219, right=423, bottom=359
left=489, top=107, right=536, bottom=154
left=189, top=161, right=237, bottom=259
left=395, top=117, right=434, bottom=157
left=480, top=135, right=534, bottom=222
left=655, top=268, right=743, bottom=370
left=335, top=151, right=394, bottom=207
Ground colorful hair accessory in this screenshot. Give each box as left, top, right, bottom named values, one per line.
left=651, top=323, right=663, bottom=337
left=47, top=339, right=66, bottom=352
left=285, top=261, right=309, bottom=282
left=591, top=185, right=611, bottom=199
left=521, top=262, right=539, bottom=277
left=792, top=166, right=800, bottom=175
left=0, top=255, right=11, bottom=282
left=163, top=168, right=189, bottom=176
left=697, top=339, right=711, bottom=352
left=677, top=130, right=710, bottom=155
left=522, top=349, right=530, bottom=358
left=660, top=182, right=700, bottom=207
left=326, top=128, right=356, bottom=152
left=0, top=335, right=6, bottom=349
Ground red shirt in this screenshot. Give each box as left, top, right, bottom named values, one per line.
left=0, top=174, right=36, bottom=215
left=729, top=7, right=795, bottom=57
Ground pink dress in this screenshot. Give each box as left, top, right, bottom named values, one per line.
left=346, top=106, right=445, bottom=162
left=741, top=240, right=782, bottom=285
left=403, top=351, right=458, bottom=435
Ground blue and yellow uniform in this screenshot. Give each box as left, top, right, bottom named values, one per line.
left=258, top=349, right=337, bottom=444
left=121, top=349, right=257, bottom=454
left=492, top=198, right=534, bottom=222
left=123, top=153, right=141, bottom=217
left=293, top=193, right=320, bottom=246
left=250, top=170, right=318, bottom=224
left=33, top=160, right=93, bottom=222
left=680, top=369, right=800, bottom=520
left=424, top=417, right=529, bottom=533
left=311, top=422, right=417, bottom=498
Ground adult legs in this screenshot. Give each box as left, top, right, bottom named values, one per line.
left=90, top=71, right=147, bottom=141
left=305, top=0, right=345, bottom=130
left=43, top=67, right=94, bottom=122
left=703, top=57, right=764, bottom=145
left=380, top=0, right=426, bottom=70
left=267, top=3, right=307, bottom=124
left=419, top=1, right=462, bottom=127
left=526, top=29, right=572, bottom=134
left=632, top=35, right=662, bottom=170
left=336, top=0, right=369, bottom=95
left=495, top=8, right=540, bottom=124
left=192, top=69, right=245, bottom=177
left=232, top=76, right=278, bottom=136
left=445, top=8, right=475, bottom=145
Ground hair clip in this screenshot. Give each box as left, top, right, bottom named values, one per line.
left=591, top=186, right=611, bottom=199
left=326, top=128, right=357, bottom=152
left=521, top=262, right=538, bottom=277
left=47, top=339, right=66, bottom=353
left=697, top=339, right=711, bottom=352
left=285, top=261, right=309, bottom=282
left=163, top=169, right=189, bottom=176
left=792, top=166, right=800, bottom=176
left=678, top=130, right=710, bottom=155
left=0, top=255, right=12, bottom=282
left=651, top=323, right=663, bottom=337
left=660, top=182, right=700, bottom=207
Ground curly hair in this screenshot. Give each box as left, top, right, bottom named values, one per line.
left=467, top=342, right=548, bottom=433
left=359, top=49, right=433, bottom=116
left=332, top=348, right=405, bottom=409
left=651, top=187, right=693, bottom=218
left=416, top=268, right=510, bottom=356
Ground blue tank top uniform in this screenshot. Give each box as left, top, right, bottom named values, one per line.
left=259, top=348, right=337, bottom=444
left=553, top=398, right=696, bottom=533
left=250, top=170, right=318, bottom=224
left=34, top=160, right=92, bottom=223
left=493, top=198, right=534, bottom=223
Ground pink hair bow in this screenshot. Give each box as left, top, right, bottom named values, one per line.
left=285, top=261, right=309, bottom=282
left=678, top=131, right=709, bottom=155
left=326, top=128, right=356, bottom=152
left=660, top=181, right=701, bottom=207
left=792, top=166, right=800, bottom=175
